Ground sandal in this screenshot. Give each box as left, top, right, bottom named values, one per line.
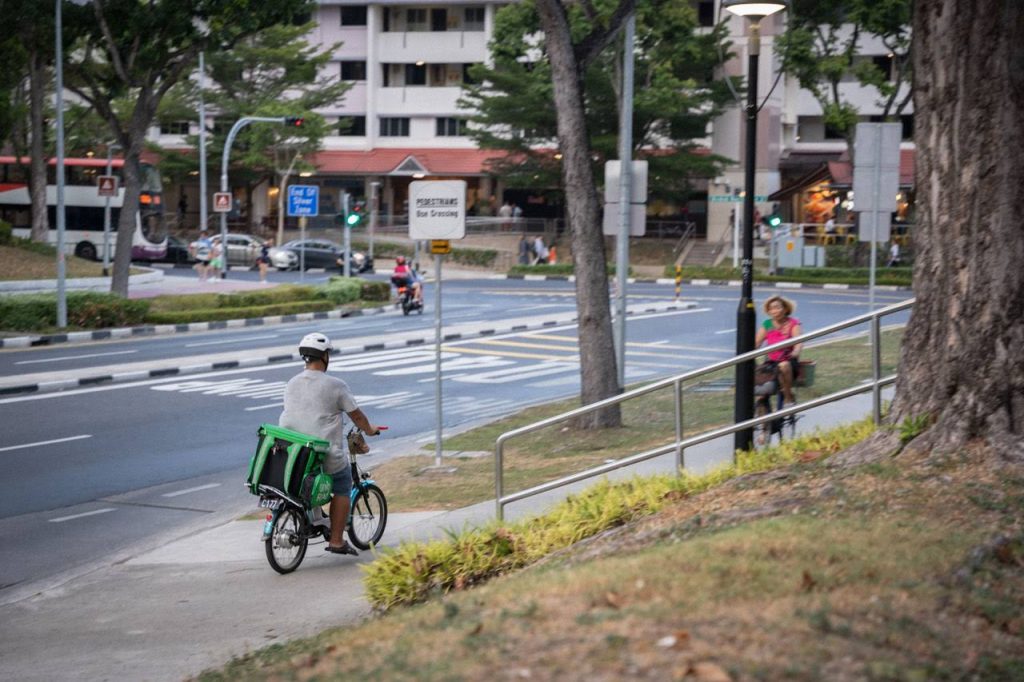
left=325, top=543, right=359, bottom=556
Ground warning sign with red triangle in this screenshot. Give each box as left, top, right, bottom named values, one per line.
left=213, top=192, right=233, bottom=213
left=97, top=175, right=118, bottom=197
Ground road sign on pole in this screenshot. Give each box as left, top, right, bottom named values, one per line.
left=287, top=185, right=319, bottom=217
left=409, top=180, right=466, bottom=239
left=96, top=175, right=118, bottom=197
left=430, top=240, right=451, bottom=254
left=213, top=192, right=232, bottom=213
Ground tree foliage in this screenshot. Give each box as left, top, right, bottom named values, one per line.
left=777, top=0, right=912, bottom=154
left=460, top=0, right=733, bottom=202
left=61, top=0, right=313, bottom=297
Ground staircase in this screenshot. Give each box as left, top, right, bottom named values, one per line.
left=679, top=239, right=725, bottom=267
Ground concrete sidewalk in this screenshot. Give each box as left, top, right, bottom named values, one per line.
left=0, top=390, right=886, bottom=682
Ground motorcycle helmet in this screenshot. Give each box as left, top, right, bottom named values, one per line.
left=299, top=332, right=333, bottom=365
left=395, top=255, right=406, bottom=265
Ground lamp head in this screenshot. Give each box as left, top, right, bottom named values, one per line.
left=722, top=0, right=788, bottom=20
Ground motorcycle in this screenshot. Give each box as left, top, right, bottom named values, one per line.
left=391, top=275, right=424, bottom=316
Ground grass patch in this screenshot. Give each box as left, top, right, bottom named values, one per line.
left=667, top=264, right=913, bottom=286
left=200, top=427, right=1024, bottom=680
left=0, top=243, right=145, bottom=280
left=373, top=327, right=904, bottom=513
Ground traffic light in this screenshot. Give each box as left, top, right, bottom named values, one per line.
left=284, top=116, right=304, bottom=127
left=345, top=201, right=365, bottom=227
left=764, top=213, right=782, bottom=228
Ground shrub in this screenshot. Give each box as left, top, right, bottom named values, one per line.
left=144, top=300, right=335, bottom=324
left=0, top=220, right=11, bottom=246
left=507, top=263, right=630, bottom=277
left=450, top=247, right=498, bottom=267
left=316, top=277, right=363, bottom=305
left=215, top=285, right=318, bottom=308
left=0, top=292, right=150, bottom=331
left=359, top=279, right=391, bottom=302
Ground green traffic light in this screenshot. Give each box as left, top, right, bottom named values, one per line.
left=345, top=213, right=361, bottom=226
left=766, top=214, right=782, bottom=228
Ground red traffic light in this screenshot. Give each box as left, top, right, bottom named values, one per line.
left=284, top=116, right=304, bottom=127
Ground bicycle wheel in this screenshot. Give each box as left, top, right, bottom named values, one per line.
left=348, top=484, right=387, bottom=550
left=265, top=507, right=308, bottom=574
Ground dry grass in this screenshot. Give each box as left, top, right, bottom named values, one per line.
left=0, top=244, right=140, bottom=280
left=199, top=443, right=1024, bottom=681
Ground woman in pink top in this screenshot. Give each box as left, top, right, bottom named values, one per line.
left=755, top=295, right=803, bottom=405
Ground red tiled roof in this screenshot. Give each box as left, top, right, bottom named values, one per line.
left=827, top=149, right=915, bottom=186
left=311, top=148, right=508, bottom=176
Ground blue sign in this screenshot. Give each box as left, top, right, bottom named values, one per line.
left=287, top=185, right=319, bottom=217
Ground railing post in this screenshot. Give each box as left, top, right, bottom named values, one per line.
left=871, top=314, right=883, bottom=424
left=674, top=379, right=685, bottom=472
left=495, top=438, right=505, bottom=521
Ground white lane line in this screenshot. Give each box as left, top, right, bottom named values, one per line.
left=0, top=434, right=92, bottom=453
left=185, top=334, right=280, bottom=348
left=15, top=350, right=137, bottom=365
left=50, top=508, right=116, bottom=523
left=714, top=328, right=736, bottom=335
left=246, top=402, right=284, bottom=412
left=162, top=483, right=222, bottom=498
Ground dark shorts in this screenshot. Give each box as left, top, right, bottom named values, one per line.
left=331, top=465, right=353, bottom=497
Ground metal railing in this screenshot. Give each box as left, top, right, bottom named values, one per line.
left=494, top=298, right=915, bottom=520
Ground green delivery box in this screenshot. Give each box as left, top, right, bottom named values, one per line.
left=246, top=424, right=332, bottom=506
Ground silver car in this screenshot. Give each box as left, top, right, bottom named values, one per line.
left=210, top=234, right=265, bottom=268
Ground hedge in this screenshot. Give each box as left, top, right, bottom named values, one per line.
left=0, top=292, right=150, bottom=331
left=507, top=263, right=632, bottom=277
left=144, top=300, right=336, bottom=325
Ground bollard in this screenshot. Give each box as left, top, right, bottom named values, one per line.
left=674, top=264, right=682, bottom=299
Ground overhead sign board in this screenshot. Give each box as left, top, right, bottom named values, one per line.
left=97, top=175, right=118, bottom=197
left=287, top=184, right=319, bottom=217
left=409, top=180, right=466, bottom=240
left=213, top=192, right=232, bottom=213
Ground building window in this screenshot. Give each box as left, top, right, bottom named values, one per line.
left=464, top=7, right=485, bottom=30
left=340, top=5, right=367, bottom=26
left=341, top=60, right=367, bottom=81
left=436, top=117, right=467, bottom=137
left=431, top=8, right=448, bottom=31
left=694, top=1, right=715, bottom=27
left=160, top=121, right=190, bottom=135
left=872, top=55, right=895, bottom=81
left=339, top=116, right=366, bottom=136
left=405, top=63, right=427, bottom=86
left=406, top=8, right=427, bottom=31
left=380, top=117, right=410, bottom=137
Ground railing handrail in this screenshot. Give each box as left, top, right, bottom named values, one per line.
left=495, top=297, right=915, bottom=519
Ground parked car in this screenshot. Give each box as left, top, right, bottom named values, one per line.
left=133, top=235, right=194, bottom=265
left=269, top=239, right=373, bottom=273
left=209, top=233, right=265, bottom=268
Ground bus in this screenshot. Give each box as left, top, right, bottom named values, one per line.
left=0, top=156, right=167, bottom=261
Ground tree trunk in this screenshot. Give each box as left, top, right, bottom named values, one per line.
left=536, top=0, right=621, bottom=428
left=27, top=48, right=49, bottom=244
left=891, top=0, right=1024, bottom=459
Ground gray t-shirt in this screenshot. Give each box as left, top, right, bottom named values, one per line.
left=279, top=369, right=358, bottom=474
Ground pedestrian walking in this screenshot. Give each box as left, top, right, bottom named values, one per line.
left=887, top=238, right=902, bottom=267
left=532, top=235, right=548, bottom=265
left=518, top=235, right=531, bottom=265
left=189, top=231, right=212, bottom=282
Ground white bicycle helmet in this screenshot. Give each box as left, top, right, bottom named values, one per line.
left=298, top=332, right=333, bottom=363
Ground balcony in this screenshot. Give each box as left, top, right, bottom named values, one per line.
left=377, top=31, right=487, bottom=63
left=376, top=86, right=464, bottom=116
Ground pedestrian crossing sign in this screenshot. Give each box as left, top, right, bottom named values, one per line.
left=97, top=175, right=118, bottom=197
left=213, top=192, right=232, bottom=213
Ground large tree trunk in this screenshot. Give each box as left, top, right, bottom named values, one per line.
left=536, top=0, right=621, bottom=428
left=27, top=48, right=49, bottom=244
left=891, top=0, right=1024, bottom=459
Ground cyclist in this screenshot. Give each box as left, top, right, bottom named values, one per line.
left=279, top=333, right=384, bottom=557
left=391, top=255, right=423, bottom=304
left=755, top=295, right=803, bottom=406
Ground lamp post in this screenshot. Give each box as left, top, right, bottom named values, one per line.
left=722, top=0, right=788, bottom=451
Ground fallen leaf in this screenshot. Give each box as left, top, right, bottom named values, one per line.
left=468, top=622, right=483, bottom=636
left=799, top=450, right=824, bottom=463
left=604, top=591, right=624, bottom=609
left=801, top=570, right=817, bottom=592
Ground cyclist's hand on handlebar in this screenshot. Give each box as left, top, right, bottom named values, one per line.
left=370, top=426, right=388, bottom=436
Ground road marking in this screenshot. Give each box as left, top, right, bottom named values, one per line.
left=162, top=483, right=222, bottom=498
left=49, top=508, right=116, bottom=523
left=715, top=328, right=736, bottom=335
left=185, top=334, right=279, bottom=348
left=0, top=434, right=92, bottom=452
left=14, top=350, right=137, bottom=365
left=444, top=345, right=576, bottom=362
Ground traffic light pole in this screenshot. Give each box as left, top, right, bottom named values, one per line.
left=342, top=192, right=351, bottom=277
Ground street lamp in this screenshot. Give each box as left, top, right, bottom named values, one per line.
left=722, top=0, right=788, bottom=451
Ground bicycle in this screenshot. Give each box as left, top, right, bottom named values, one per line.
left=256, top=429, right=388, bottom=574
left=753, top=360, right=800, bottom=446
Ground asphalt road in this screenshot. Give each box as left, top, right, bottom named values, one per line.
left=0, top=280, right=911, bottom=596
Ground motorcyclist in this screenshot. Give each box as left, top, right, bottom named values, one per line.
left=390, top=255, right=423, bottom=304
left=279, top=333, right=384, bottom=556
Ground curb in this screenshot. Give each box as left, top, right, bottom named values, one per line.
left=0, top=301, right=699, bottom=397
left=495, top=273, right=912, bottom=291
left=0, top=267, right=165, bottom=295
